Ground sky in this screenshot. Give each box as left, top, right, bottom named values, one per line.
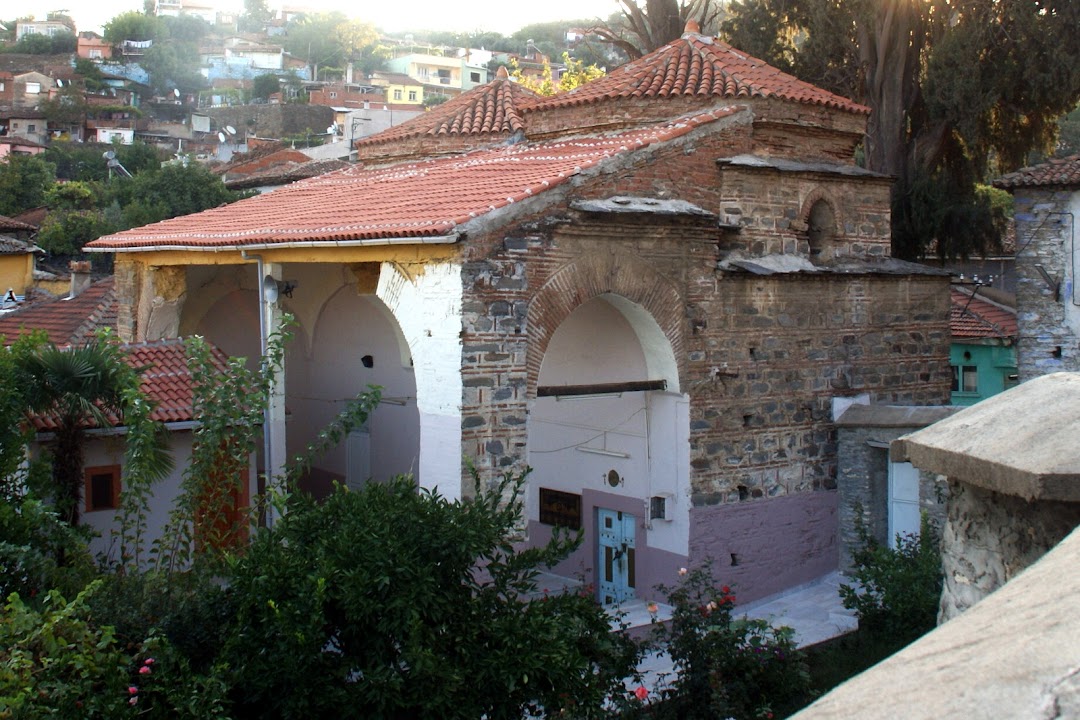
left=37, top=0, right=624, bottom=36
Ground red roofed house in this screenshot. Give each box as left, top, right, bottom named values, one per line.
left=1, top=274, right=251, bottom=560
left=949, top=284, right=1017, bottom=405
left=86, top=25, right=951, bottom=605
left=993, top=153, right=1080, bottom=380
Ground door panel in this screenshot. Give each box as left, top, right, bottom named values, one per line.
left=598, top=508, right=636, bottom=604
left=888, top=460, right=921, bottom=548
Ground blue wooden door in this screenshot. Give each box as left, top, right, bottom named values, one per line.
left=598, top=508, right=636, bottom=604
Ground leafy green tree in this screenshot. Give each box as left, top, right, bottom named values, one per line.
left=220, top=473, right=638, bottom=719
left=104, top=11, right=163, bottom=45
left=283, top=12, right=378, bottom=80
left=252, top=73, right=280, bottom=101
left=160, top=13, right=208, bottom=42
left=74, top=57, right=107, bottom=92
left=0, top=155, right=56, bottom=217
left=591, top=0, right=724, bottom=60
left=14, top=30, right=76, bottom=53
left=39, top=85, right=89, bottom=127
left=722, top=0, right=1080, bottom=259
left=239, top=0, right=273, bottom=32
left=16, top=339, right=139, bottom=527
left=37, top=211, right=115, bottom=257
left=107, top=162, right=247, bottom=229
left=141, top=40, right=205, bottom=96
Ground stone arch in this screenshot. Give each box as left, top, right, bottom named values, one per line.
left=526, top=253, right=685, bottom=397
left=800, top=189, right=842, bottom=264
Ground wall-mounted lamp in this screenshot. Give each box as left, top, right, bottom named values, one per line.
left=576, top=446, right=630, bottom=459
left=262, top=275, right=299, bottom=302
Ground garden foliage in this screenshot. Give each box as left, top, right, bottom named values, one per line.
left=634, top=568, right=811, bottom=720
left=839, top=510, right=943, bottom=647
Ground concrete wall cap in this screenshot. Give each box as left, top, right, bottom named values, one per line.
left=891, top=372, right=1080, bottom=501
left=835, top=404, right=959, bottom=428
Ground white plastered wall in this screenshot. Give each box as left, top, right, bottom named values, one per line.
left=527, top=295, right=690, bottom=557
left=376, top=261, right=464, bottom=500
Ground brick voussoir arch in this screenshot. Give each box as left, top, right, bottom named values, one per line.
left=526, top=253, right=686, bottom=397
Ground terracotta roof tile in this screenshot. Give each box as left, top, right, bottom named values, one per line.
left=29, top=338, right=232, bottom=430
left=86, top=107, right=741, bottom=252
left=356, top=69, right=539, bottom=149
left=0, top=214, right=38, bottom=233
left=950, top=288, right=1017, bottom=339
left=526, top=32, right=868, bottom=115
left=224, top=158, right=351, bottom=190
left=992, top=154, right=1080, bottom=189
left=0, top=278, right=116, bottom=346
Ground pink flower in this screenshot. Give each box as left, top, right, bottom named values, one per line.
left=634, top=686, right=649, bottom=701
left=129, top=697, right=138, bottom=706
left=143, top=658, right=155, bottom=665
left=646, top=602, right=659, bottom=614
left=128, top=686, right=138, bottom=695
left=139, top=665, right=151, bottom=675
left=678, top=567, right=688, bottom=576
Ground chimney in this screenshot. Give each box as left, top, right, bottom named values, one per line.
left=346, top=62, right=353, bottom=84
left=69, top=260, right=92, bottom=298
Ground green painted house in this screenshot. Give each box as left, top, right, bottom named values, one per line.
left=950, top=285, right=1018, bottom=405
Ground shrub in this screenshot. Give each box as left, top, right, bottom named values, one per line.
left=218, top=472, right=638, bottom=719
left=0, top=584, right=131, bottom=719
left=640, top=568, right=811, bottom=720
left=839, top=511, right=942, bottom=647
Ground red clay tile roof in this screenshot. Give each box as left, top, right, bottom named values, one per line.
left=86, top=107, right=741, bottom=252
left=30, top=338, right=231, bottom=430
left=356, top=69, right=539, bottom=149
left=0, top=215, right=38, bottom=234
left=993, top=154, right=1080, bottom=189
left=527, top=32, right=868, bottom=115
left=0, top=278, right=116, bottom=347
left=951, top=287, right=1017, bottom=339
left=224, top=158, right=351, bottom=190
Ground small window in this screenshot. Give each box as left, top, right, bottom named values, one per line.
left=538, top=488, right=582, bottom=530
left=393, top=88, right=402, bottom=100
left=951, top=365, right=978, bottom=394
left=27, top=124, right=36, bottom=132
left=408, top=90, right=417, bottom=101
left=329, top=91, right=337, bottom=98
left=85, top=465, right=121, bottom=512
left=470, top=71, right=481, bottom=83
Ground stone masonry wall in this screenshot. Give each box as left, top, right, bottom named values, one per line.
left=939, top=480, right=1080, bottom=621
left=687, top=274, right=951, bottom=501
left=836, top=424, right=947, bottom=570
left=1013, top=187, right=1080, bottom=379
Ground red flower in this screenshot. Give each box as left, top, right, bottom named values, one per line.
left=634, top=686, right=649, bottom=701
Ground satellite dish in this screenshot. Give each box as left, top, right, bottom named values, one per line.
left=327, top=125, right=336, bottom=134
left=218, top=132, right=227, bottom=143
left=56, top=78, right=63, bottom=87
left=225, top=125, right=236, bottom=135
left=103, top=150, right=116, bottom=160
left=174, top=88, right=180, bottom=97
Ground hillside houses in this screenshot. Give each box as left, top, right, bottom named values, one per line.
left=86, top=22, right=951, bottom=605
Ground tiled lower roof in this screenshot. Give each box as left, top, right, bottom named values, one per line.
left=30, top=338, right=232, bottom=430
left=0, top=214, right=39, bottom=234
left=992, top=154, right=1080, bottom=189
left=85, top=107, right=741, bottom=252
left=0, top=236, right=43, bottom=255
left=950, top=287, right=1017, bottom=339
left=356, top=68, right=538, bottom=149
left=526, top=31, right=868, bottom=116
left=0, top=278, right=116, bottom=347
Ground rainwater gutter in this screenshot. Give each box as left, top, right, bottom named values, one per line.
left=84, top=234, right=462, bottom=253
left=241, top=249, right=273, bottom=522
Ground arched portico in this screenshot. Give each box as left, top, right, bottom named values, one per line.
left=526, top=292, right=690, bottom=605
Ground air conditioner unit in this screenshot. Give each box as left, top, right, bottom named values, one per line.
left=650, top=493, right=674, bottom=522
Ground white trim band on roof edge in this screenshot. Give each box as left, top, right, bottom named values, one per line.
left=84, top=234, right=463, bottom=253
